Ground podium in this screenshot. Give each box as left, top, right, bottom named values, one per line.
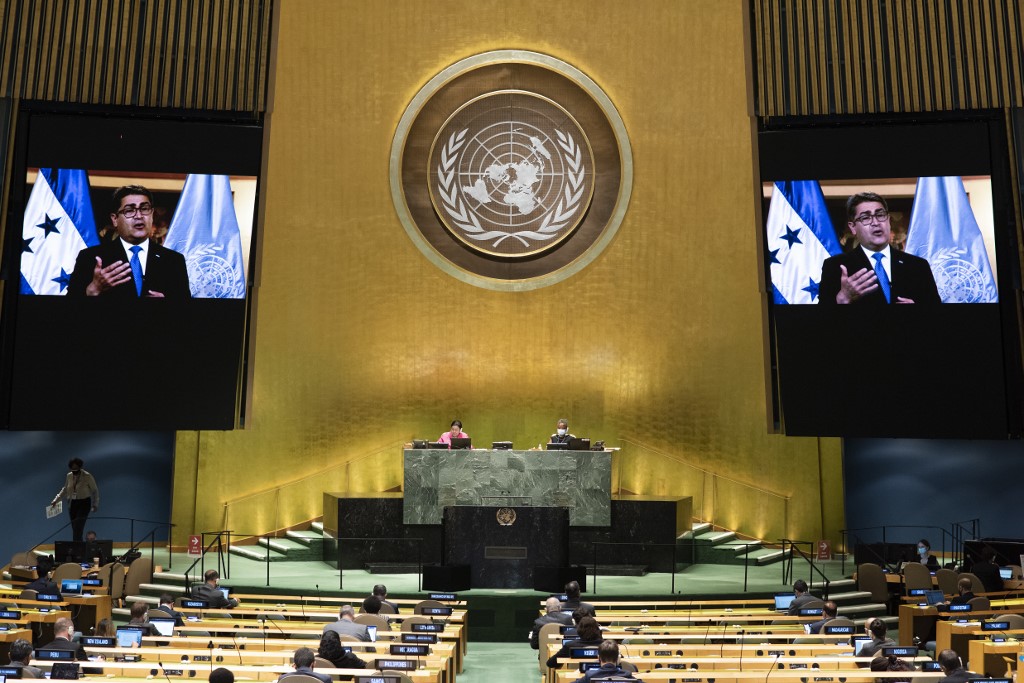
left=443, top=505, right=568, bottom=588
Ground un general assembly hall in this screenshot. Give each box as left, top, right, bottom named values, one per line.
left=1, top=2, right=1024, bottom=683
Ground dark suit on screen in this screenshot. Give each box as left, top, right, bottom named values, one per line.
left=818, top=247, right=940, bottom=305
left=67, top=239, right=191, bottom=299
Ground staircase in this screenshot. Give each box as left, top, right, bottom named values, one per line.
left=228, top=521, right=326, bottom=563
left=681, top=522, right=793, bottom=566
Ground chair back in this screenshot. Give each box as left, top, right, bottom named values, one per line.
left=967, top=595, right=990, bottom=611
left=994, top=613, right=1024, bottom=630
left=313, top=656, right=335, bottom=671
left=149, top=607, right=175, bottom=620
left=935, top=568, right=959, bottom=595
left=377, top=602, right=397, bottom=614
left=827, top=617, right=856, bottom=630
left=619, top=660, right=638, bottom=673
left=108, top=562, right=126, bottom=604
left=278, top=676, right=323, bottom=683
left=800, top=598, right=826, bottom=611
left=18, top=588, right=38, bottom=601
left=52, top=562, right=83, bottom=585
left=124, top=556, right=153, bottom=597
left=337, top=634, right=362, bottom=643
left=399, top=615, right=431, bottom=633
left=413, top=599, right=446, bottom=614
left=959, top=572, right=984, bottom=594
left=1005, top=564, right=1023, bottom=580
left=537, top=621, right=563, bottom=674
left=354, top=613, right=389, bottom=630
left=10, top=551, right=34, bottom=567
left=857, top=563, right=889, bottom=603
left=902, top=562, right=933, bottom=593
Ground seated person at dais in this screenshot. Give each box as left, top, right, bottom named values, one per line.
left=8, top=638, right=43, bottom=679
left=127, top=601, right=161, bottom=637
left=915, top=538, right=941, bottom=572
left=786, top=579, right=817, bottom=615
left=438, top=419, right=467, bottom=446
left=937, top=577, right=976, bottom=612
left=550, top=419, right=575, bottom=444
left=858, top=618, right=896, bottom=661
left=807, top=600, right=838, bottom=634
left=969, top=547, right=1003, bottom=593
left=361, top=595, right=391, bottom=629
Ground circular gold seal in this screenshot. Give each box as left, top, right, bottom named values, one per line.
left=391, top=51, right=632, bottom=291
left=496, top=507, right=517, bottom=526
left=428, top=91, right=596, bottom=258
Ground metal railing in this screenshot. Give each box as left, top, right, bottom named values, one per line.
left=618, top=437, right=791, bottom=542
left=18, top=515, right=174, bottom=567
left=779, top=539, right=831, bottom=599
left=839, top=520, right=980, bottom=573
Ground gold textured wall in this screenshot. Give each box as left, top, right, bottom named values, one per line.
left=172, top=0, right=845, bottom=549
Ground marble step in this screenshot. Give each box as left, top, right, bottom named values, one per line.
left=750, top=548, right=792, bottom=565
left=230, top=544, right=289, bottom=562
left=286, top=530, right=325, bottom=550
left=310, top=521, right=324, bottom=534
left=693, top=531, right=737, bottom=546
left=679, top=522, right=713, bottom=540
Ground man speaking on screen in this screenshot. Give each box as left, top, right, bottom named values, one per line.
left=819, top=192, right=940, bottom=305
left=68, top=185, right=191, bottom=298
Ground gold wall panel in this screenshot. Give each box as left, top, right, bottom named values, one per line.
left=172, top=0, right=845, bottom=549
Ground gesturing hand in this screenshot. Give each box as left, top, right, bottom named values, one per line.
left=85, top=257, right=133, bottom=296
left=836, top=265, right=879, bottom=304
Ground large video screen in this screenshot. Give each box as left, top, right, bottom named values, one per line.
left=0, top=109, right=263, bottom=429
left=760, top=118, right=1021, bottom=438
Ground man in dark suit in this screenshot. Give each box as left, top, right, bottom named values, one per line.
left=42, top=617, right=87, bottom=661
left=190, top=570, right=239, bottom=609
left=68, top=185, right=191, bottom=298
left=969, top=547, right=1003, bottom=593
left=530, top=596, right=574, bottom=649
left=561, top=580, right=594, bottom=614
left=786, top=579, right=818, bottom=615
left=819, top=192, right=940, bottom=305
left=936, top=649, right=976, bottom=683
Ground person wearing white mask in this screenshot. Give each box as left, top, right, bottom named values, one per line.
left=549, top=419, right=575, bottom=445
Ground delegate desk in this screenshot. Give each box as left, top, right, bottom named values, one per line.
left=403, top=448, right=611, bottom=526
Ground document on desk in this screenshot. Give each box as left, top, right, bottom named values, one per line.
left=46, top=501, right=62, bottom=519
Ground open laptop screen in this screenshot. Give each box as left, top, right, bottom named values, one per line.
left=924, top=590, right=945, bottom=605
left=999, top=567, right=1013, bottom=580
left=853, top=637, right=871, bottom=656
left=148, top=618, right=175, bottom=636
left=116, top=627, right=144, bottom=648
left=60, top=579, right=83, bottom=595
left=774, top=594, right=795, bottom=611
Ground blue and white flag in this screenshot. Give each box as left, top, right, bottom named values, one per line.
left=163, top=174, right=246, bottom=298
left=766, top=180, right=841, bottom=304
left=905, top=176, right=998, bottom=303
left=20, top=168, right=99, bottom=295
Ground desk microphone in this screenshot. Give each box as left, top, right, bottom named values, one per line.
left=702, top=619, right=713, bottom=645
left=158, top=661, right=173, bottom=683
left=737, top=629, right=745, bottom=671
left=718, top=621, right=729, bottom=657
left=765, top=651, right=782, bottom=682
left=316, top=584, right=323, bottom=608
left=299, top=594, right=306, bottom=619
left=230, top=632, right=243, bottom=665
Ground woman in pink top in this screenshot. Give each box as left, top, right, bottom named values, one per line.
left=438, top=420, right=467, bottom=446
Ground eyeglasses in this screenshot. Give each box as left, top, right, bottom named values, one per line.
left=115, top=203, right=154, bottom=218
left=852, top=209, right=889, bottom=226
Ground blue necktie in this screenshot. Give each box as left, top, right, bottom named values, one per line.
left=872, top=252, right=891, bottom=303
left=129, top=245, right=143, bottom=296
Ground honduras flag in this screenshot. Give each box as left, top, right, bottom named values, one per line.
left=766, top=181, right=841, bottom=304
left=20, top=168, right=99, bottom=295
left=163, top=174, right=246, bottom=298
left=905, top=176, right=997, bottom=303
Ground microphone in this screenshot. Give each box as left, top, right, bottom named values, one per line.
left=316, top=584, right=323, bottom=609
left=299, top=593, right=306, bottom=619
left=158, top=661, right=173, bottom=683
left=230, top=632, right=243, bottom=665
left=702, top=619, right=713, bottom=645
left=737, top=630, right=746, bottom=672
left=718, top=621, right=729, bottom=658
left=765, top=651, right=782, bottom=683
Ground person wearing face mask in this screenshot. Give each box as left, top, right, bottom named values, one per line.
left=51, top=458, right=100, bottom=542
left=549, top=418, right=575, bottom=444
left=916, top=538, right=940, bottom=571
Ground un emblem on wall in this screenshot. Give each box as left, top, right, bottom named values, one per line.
left=430, top=92, right=595, bottom=258
left=496, top=507, right=517, bottom=526
left=391, top=51, right=632, bottom=290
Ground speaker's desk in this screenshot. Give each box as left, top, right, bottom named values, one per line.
left=403, top=448, right=611, bottom=526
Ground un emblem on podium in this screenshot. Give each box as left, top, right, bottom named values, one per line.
left=496, top=507, right=517, bottom=526
left=391, top=51, right=632, bottom=291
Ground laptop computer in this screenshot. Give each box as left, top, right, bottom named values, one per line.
left=924, top=589, right=945, bottom=606
left=567, top=437, right=591, bottom=450
left=218, top=587, right=231, bottom=601
left=116, top=627, right=144, bottom=648
left=999, top=566, right=1013, bottom=580
left=449, top=437, right=471, bottom=450
left=366, top=625, right=378, bottom=642
left=148, top=618, right=176, bottom=637
left=853, top=637, right=872, bottom=656
left=774, top=593, right=796, bottom=611
left=60, top=579, right=83, bottom=596
left=546, top=442, right=570, bottom=450
left=491, top=441, right=513, bottom=450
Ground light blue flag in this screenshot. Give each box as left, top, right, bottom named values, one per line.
left=163, top=174, right=246, bottom=298
left=20, top=168, right=99, bottom=295
left=765, top=180, right=842, bottom=304
left=905, top=176, right=997, bottom=303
